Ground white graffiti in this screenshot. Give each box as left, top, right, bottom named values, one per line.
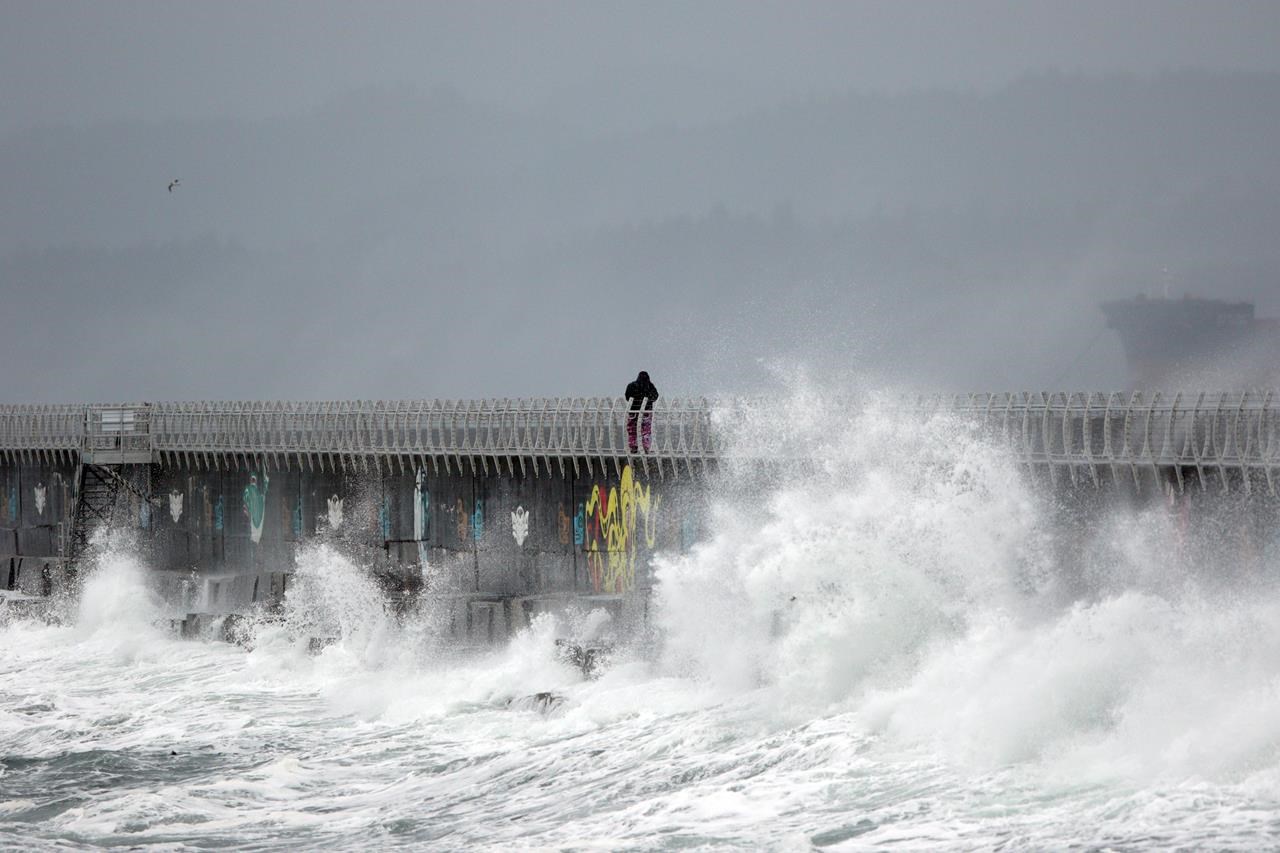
left=326, top=495, right=344, bottom=530
left=511, top=505, right=529, bottom=547
left=169, top=490, right=184, bottom=522
left=33, top=484, right=46, bottom=516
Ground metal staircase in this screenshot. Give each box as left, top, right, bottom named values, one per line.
left=64, top=463, right=157, bottom=573
left=65, top=464, right=123, bottom=572
left=62, top=405, right=156, bottom=577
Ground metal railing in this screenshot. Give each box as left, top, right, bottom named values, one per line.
left=84, top=404, right=153, bottom=463
left=147, top=398, right=718, bottom=475
left=0, top=393, right=1278, bottom=489
left=0, top=404, right=85, bottom=458
left=921, top=390, right=1280, bottom=491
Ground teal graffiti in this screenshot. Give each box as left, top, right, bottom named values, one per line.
left=293, top=494, right=303, bottom=537
left=242, top=473, right=269, bottom=543
left=7, top=485, right=15, bottom=523
left=414, top=470, right=430, bottom=542
left=573, top=502, right=585, bottom=546
left=682, top=515, right=696, bottom=551
left=379, top=496, right=391, bottom=540
left=140, top=500, right=151, bottom=529
left=471, top=498, right=484, bottom=541
left=215, top=495, right=224, bottom=531
left=414, top=469, right=430, bottom=564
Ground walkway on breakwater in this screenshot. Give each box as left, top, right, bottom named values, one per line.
left=1, top=392, right=1279, bottom=491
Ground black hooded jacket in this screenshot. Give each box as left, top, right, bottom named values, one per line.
left=625, top=371, right=659, bottom=412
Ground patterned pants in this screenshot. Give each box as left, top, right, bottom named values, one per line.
left=627, top=412, right=652, bottom=452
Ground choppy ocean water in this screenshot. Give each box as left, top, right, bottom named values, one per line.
left=4, top=404, right=1280, bottom=850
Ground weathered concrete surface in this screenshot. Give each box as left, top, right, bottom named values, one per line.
left=0, top=457, right=709, bottom=634
left=0, top=461, right=76, bottom=596
left=142, top=461, right=705, bottom=597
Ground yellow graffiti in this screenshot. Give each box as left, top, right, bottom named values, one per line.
left=584, top=465, right=660, bottom=593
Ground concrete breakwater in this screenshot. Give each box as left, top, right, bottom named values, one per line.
left=5, top=393, right=1280, bottom=642
left=0, top=454, right=707, bottom=640
left=0, top=398, right=726, bottom=637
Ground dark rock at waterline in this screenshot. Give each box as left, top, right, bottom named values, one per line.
left=555, top=639, right=612, bottom=679
left=174, top=612, right=257, bottom=648
left=507, top=692, right=566, bottom=715
left=219, top=613, right=255, bottom=647
left=175, top=611, right=289, bottom=646
left=307, top=637, right=338, bottom=656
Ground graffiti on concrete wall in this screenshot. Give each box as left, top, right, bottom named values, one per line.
left=34, top=484, right=46, bottom=516
left=584, top=465, right=659, bottom=593
left=169, top=490, right=183, bottom=523
left=574, top=502, right=585, bottom=546
left=325, top=495, right=344, bottom=530
left=558, top=505, right=571, bottom=545
left=455, top=498, right=468, bottom=541
left=682, top=515, right=696, bottom=551
left=7, top=484, right=16, bottom=523
left=276, top=490, right=301, bottom=537
left=243, top=473, right=269, bottom=543
left=451, top=496, right=485, bottom=542
left=215, top=494, right=224, bottom=531
left=512, top=505, right=529, bottom=547
left=414, top=469, right=430, bottom=563
left=472, top=498, right=485, bottom=541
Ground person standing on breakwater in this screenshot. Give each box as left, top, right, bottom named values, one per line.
left=625, top=371, right=659, bottom=452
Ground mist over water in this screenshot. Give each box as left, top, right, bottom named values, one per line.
left=4, top=394, right=1280, bottom=849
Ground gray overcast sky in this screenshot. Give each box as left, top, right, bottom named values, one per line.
left=4, top=1, right=1280, bottom=135
left=2, top=2, right=1280, bottom=402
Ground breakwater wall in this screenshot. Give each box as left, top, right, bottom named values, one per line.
left=4, top=393, right=1280, bottom=629
left=1, top=398, right=723, bottom=620
left=0, top=460, right=75, bottom=596
left=2, top=459, right=705, bottom=626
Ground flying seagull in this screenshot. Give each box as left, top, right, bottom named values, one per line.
left=168, top=179, right=180, bottom=193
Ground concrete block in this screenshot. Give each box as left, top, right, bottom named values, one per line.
left=182, top=612, right=214, bottom=639
left=229, top=574, right=256, bottom=609
left=16, top=527, right=54, bottom=557
left=506, top=597, right=531, bottom=633
left=206, top=580, right=224, bottom=610
left=468, top=600, right=508, bottom=644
